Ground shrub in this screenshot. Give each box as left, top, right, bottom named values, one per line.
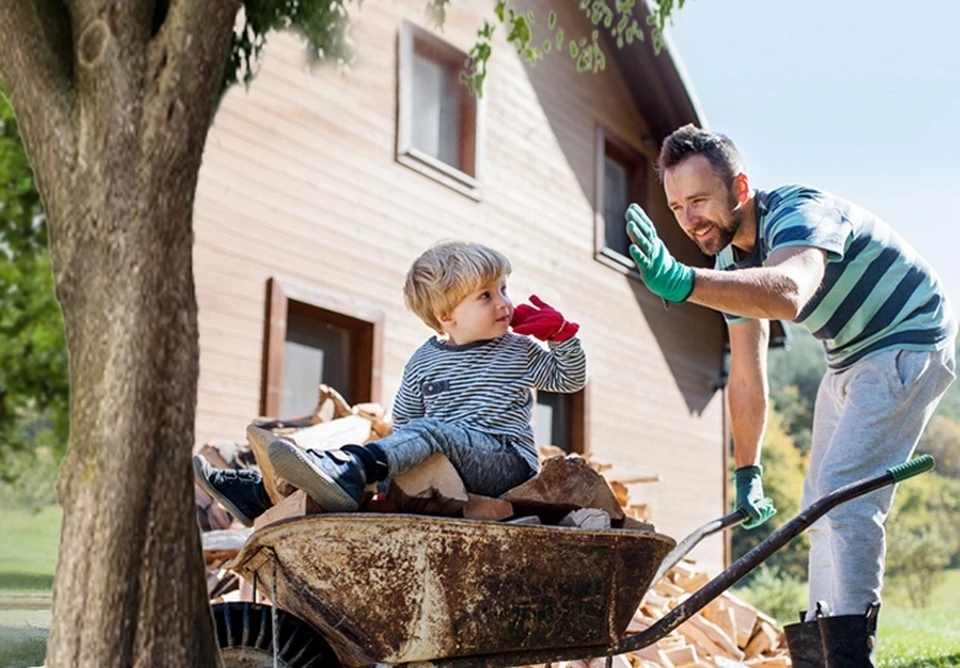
left=735, top=564, right=807, bottom=625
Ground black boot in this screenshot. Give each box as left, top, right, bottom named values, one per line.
left=784, top=610, right=825, bottom=668
left=818, top=603, right=880, bottom=668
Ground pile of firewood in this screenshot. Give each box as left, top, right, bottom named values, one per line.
left=195, top=384, right=789, bottom=667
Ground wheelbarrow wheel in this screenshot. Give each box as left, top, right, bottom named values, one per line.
left=212, top=601, right=341, bottom=667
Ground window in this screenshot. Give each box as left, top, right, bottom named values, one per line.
left=281, top=307, right=353, bottom=417
left=262, top=278, right=384, bottom=419
left=594, top=125, right=649, bottom=271
left=397, top=21, right=484, bottom=199
left=533, top=389, right=587, bottom=454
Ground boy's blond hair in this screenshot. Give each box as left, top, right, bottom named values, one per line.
left=404, top=241, right=512, bottom=334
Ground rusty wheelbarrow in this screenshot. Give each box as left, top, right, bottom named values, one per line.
left=212, top=455, right=934, bottom=667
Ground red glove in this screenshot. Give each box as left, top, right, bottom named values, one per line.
left=510, top=295, right=580, bottom=342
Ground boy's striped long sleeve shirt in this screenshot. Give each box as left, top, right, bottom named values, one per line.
left=390, top=332, right=587, bottom=472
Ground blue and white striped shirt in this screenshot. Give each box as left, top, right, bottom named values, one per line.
left=717, top=185, right=956, bottom=369
left=391, top=332, right=587, bottom=471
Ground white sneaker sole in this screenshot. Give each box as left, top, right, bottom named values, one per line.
left=267, top=439, right=359, bottom=512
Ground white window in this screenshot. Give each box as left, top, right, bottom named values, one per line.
left=397, top=21, right=483, bottom=199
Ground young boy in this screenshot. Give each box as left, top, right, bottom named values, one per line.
left=195, top=240, right=586, bottom=519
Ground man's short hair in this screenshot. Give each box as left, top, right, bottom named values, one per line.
left=404, top=240, right=511, bottom=334
left=657, top=124, right=744, bottom=189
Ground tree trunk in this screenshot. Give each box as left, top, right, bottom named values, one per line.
left=0, top=2, right=240, bottom=665
left=47, top=155, right=218, bottom=667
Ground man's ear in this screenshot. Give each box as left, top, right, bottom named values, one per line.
left=734, top=172, right=751, bottom=205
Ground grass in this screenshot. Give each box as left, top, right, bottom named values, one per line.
left=0, top=505, right=59, bottom=668
left=0, top=505, right=60, bottom=592
left=878, top=569, right=960, bottom=668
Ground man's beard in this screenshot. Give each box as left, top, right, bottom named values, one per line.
left=691, top=196, right=743, bottom=255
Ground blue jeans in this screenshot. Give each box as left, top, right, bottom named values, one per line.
left=376, top=418, right=534, bottom=497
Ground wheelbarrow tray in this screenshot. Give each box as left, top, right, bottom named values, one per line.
left=229, top=513, right=676, bottom=666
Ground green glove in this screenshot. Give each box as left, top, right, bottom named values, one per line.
left=624, top=204, right=695, bottom=303
left=734, top=465, right=777, bottom=530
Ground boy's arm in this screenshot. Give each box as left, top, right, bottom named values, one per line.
left=390, top=362, right=425, bottom=428
left=510, top=295, right=587, bottom=393
left=526, top=336, right=587, bottom=393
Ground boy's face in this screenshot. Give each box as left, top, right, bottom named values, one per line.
left=440, top=277, right=513, bottom=345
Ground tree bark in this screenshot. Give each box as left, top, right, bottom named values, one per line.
left=0, top=1, right=239, bottom=665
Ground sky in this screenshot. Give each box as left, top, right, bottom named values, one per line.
left=664, top=0, right=960, bottom=308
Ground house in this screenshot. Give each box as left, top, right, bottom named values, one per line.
left=192, top=0, right=732, bottom=572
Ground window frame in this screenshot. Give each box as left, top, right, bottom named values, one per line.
left=396, top=20, right=485, bottom=200
left=593, top=124, right=653, bottom=279
left=533, top=385, right=590, bottom=456
left=261, top=277, right=384, bottom=417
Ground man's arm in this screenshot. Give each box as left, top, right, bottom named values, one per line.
left=625, top=204, right=827, bottom=319
left=727, top=319, right=770, bottom=468
left=727, top=318, right=778, bottom=529
left=689, top=247, right=828, bottom=321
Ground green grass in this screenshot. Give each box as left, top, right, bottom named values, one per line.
left=877, top=569, right=960, bottom=668
left=0, top=505, right=59, bottom=666
left=0, top=505, right=61, bottom=592
left=0, top=625, right=48, bottom=668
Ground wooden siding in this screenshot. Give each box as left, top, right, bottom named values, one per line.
left=193, top=0, right=728, bottom=572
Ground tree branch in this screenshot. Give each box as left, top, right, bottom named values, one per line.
left=145, top=0, right=240, bottom=151
left=0, top=1, right=76, bottom=171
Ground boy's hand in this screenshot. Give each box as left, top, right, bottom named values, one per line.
left=511, top=295, right=579, bottom=342
left=625, top=203, right=695, bottom=303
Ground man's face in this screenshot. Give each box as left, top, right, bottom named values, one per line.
left=663, top=155, right=743, bottom=256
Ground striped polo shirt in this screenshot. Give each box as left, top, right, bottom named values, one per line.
left=391, top=332, right=587, bottom=471
left=717, top=185, right=956, bottom=369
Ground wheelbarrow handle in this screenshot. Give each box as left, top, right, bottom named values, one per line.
left=646, top=454, right=936, bottom=588
left=614, top=454, right=936, bottom=654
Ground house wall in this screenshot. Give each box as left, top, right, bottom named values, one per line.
left=192, top=0, right=729, bottom=572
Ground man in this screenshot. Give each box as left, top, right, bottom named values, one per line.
left=626, top=124, right=955, bottom=667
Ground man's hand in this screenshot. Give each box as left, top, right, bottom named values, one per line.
left=511, top=295, right=579, bottom=342
left=734, top=465, right=777, bottom=530
left=625, top=204, right=695, bottom=303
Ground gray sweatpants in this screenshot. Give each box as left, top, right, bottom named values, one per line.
left=376, top=418, right=535, bottom=497
left=803, top=346, right=955, bottom=618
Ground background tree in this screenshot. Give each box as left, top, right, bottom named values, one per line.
left=0, top=1, right=684, bottom=664
left=0, top=89, right=69, bottom=472
left=885, top=472, right=960, bottom=605
left=917, top=414, right=960, bottom=481
left=731, top=407, right=808, bottom=580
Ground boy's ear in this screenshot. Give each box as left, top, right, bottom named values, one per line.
left=438, top=312, right=453, bottom=324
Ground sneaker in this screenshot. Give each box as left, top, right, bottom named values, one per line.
left=267, top=439, right=365, bottom=512
left=193, top=455, right=273, bottom=527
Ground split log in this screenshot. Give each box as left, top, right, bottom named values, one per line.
left=500, top=455, right=624, bottom=521
left=246, top=425, right=287, bottom=505
left=253, top=490, right=323, bottom=530
left=201, top=528, right=253, bottom=563
left=558, top=508, right=611, bottom=530
left=381, top=452, right=468, bottom=516
left=463, top=493, right=514, bottom=521
left=287, top=414, right=373, bottom=451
